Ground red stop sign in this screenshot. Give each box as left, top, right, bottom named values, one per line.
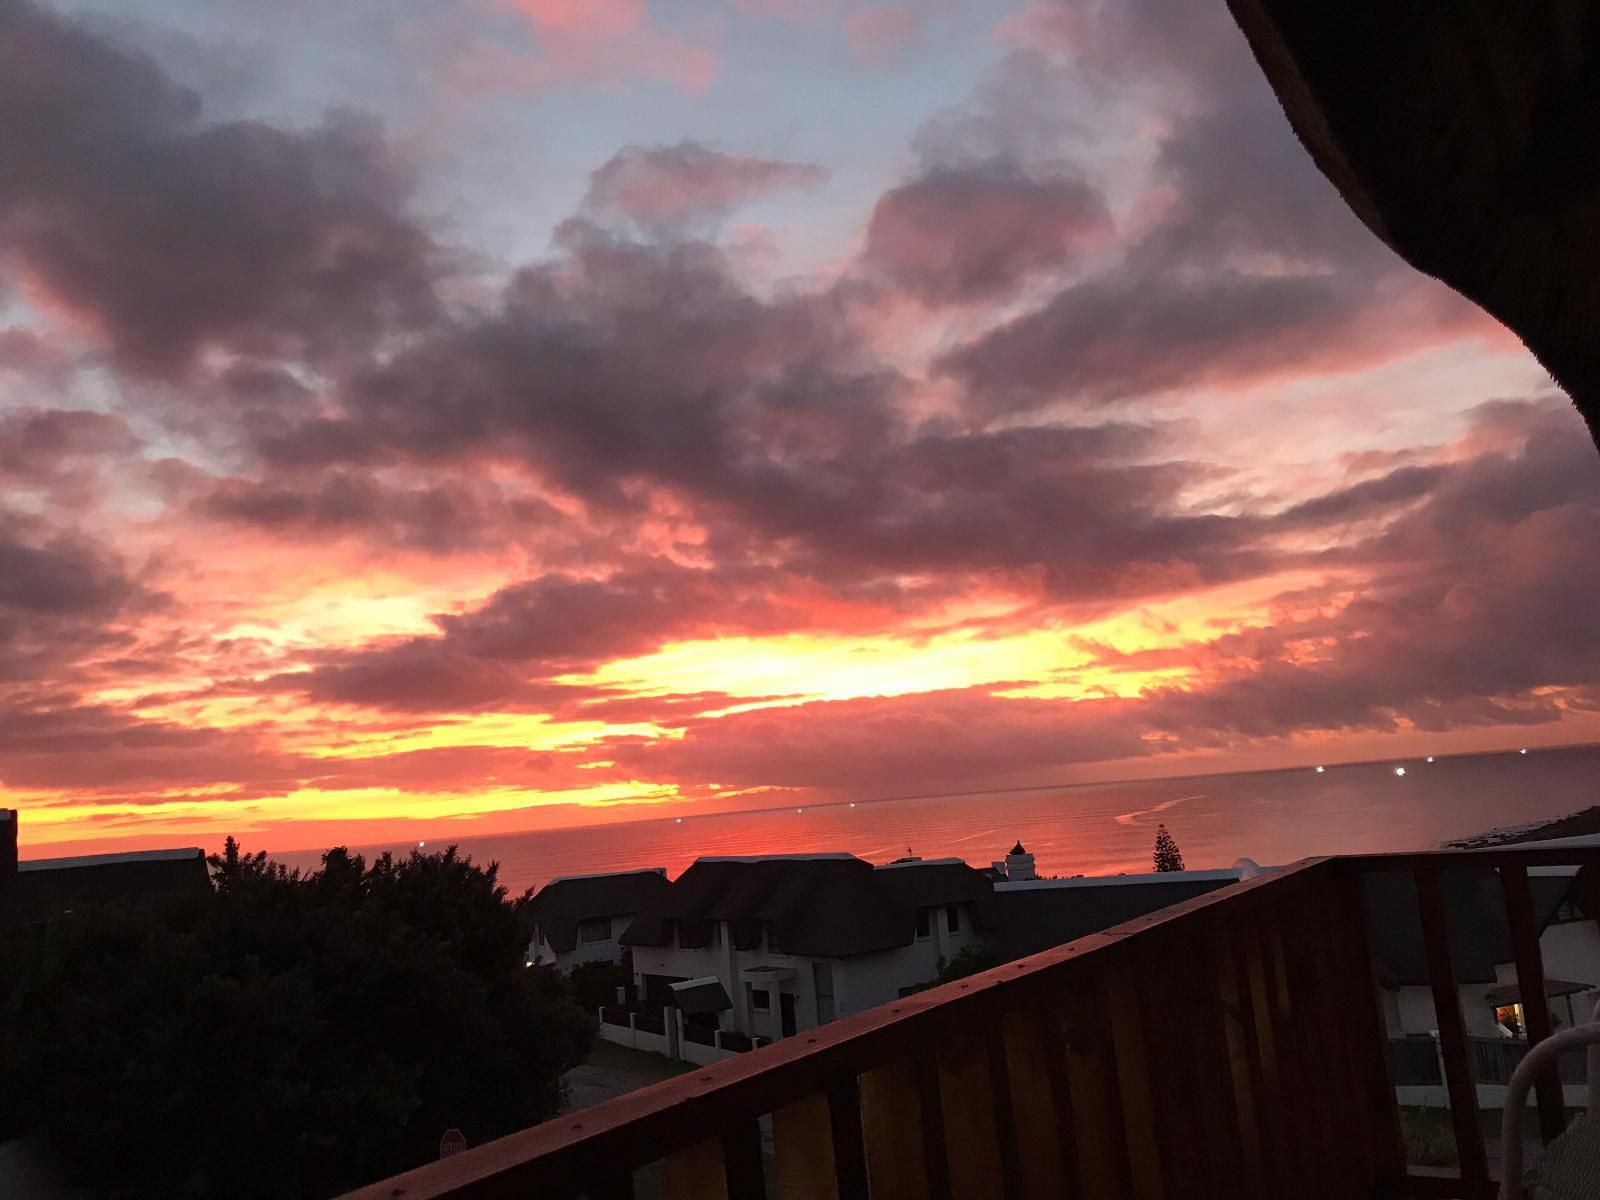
left=439, top=1128, right=468, bottom=1159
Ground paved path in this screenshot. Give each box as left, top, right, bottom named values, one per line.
left=562, top=1039, right=692, bottom=1113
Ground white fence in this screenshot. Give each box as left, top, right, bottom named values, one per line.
left=597, top=1008, right=768, bottom=1065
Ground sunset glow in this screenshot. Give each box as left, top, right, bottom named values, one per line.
left=4, top=0, right=1598, bottom=859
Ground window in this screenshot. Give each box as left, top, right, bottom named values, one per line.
left=946, top=904, right=960, bottom=934
left=752, top=988, right=771, bottom=1011
left=578, top=916, right=611, bottom=943
left=813, top=962, right=836, bottom=1025
left=915, top=908, right=930, bottom=939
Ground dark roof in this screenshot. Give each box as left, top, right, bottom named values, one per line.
left=875, top=859, right=999, bottom=929
left=1362, top=868, right=1576, bottom=987
left=1009, top=842, right=1026, bottom=856
left=621, top=855, right=997, bottom=958
left=529, top=869, right=669, bottom=953
left=4, top=848, right=211, bottom=925
left=669, top=976, right=732, bottom=1016
left=996, top=876, right=1236, bottom=960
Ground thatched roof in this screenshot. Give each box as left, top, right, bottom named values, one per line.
left=1227, top=1, right=1600, bottom=450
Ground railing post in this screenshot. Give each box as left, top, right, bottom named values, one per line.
left=1413, top=866, right=1491, bottom=1187
left=629, top=1011, right=638, bottom=1050
left=1500, top=863, right=1567, bottom=1143
left=714, top=1028, right=723, bottom=1060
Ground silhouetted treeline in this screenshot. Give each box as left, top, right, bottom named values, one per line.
left=0, top=840, right=594, bottom=1198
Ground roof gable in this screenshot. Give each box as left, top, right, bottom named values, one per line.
left=528, top=868, right=670, bottom=954
left=621, top=855, right=997, bottom=957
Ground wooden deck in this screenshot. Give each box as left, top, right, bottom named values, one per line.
left=342, top=847, right=1600, bottom=1200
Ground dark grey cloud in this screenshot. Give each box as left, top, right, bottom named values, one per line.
left=927, top=0, right=1484, bottom=414
left=939, top=270, right=1370, bottom=411
left=197, top=471, right=561, bottom=553
left=0, top=0, right=441, bottom=374
left=0, top=510, right=155, bottom=686
left=581, top=142, right=826, bottom=231
left=862, top=165, right=1110, bottom=303
left=280, top=565, right=812, bottom=711
left=600, top=685, right=1150, bottom=792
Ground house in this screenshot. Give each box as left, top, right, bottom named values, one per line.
left=524, top=867, right=669, bottom=971
left=619, top=853, right=998, bottom=1045
left=994, top=864, right=1268, bottom=960
left=358, top=843, right=1600, bottom=1200
left=1, top=809, right=210, bottom=926
left=1362, top=866, right=1595, bottom=1038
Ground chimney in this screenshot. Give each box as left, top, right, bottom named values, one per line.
left=1, top=809, right=16, bottom=887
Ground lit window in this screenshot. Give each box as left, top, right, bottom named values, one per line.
left=578, top=917, right=611, bottom=943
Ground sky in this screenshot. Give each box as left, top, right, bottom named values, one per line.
left=4, top=0, right=1599, bottom=858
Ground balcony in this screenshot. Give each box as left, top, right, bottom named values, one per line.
left=342, top=847, right=1600, bottom=1200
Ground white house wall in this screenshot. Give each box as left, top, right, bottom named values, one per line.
left=1489, top=920, right=1600, bottom=1024
left=630, top=904, right=985, bottom=1039
left=1392, top=984, right=1501, bottom=1037
left=533, top=918, right=630, bottom=972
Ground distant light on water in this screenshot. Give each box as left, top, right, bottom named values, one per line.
left=1394, top=766, right=1407, bottom=777
left=1426, top=756, right=1434, bottom=763
left=675, top=817, right=682, bottom=823
left=418, top=840, right=425, bottom=848
left=1314, top=765, right=1325, bottom=774
left=1521, top=748, right=1529, bottom=755
left=796, top=808, right=804, bottom=813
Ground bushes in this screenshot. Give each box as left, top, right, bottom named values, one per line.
left=567, top=954, right=634, bottom=1012
left=1, top=840, right=595, bottom=1199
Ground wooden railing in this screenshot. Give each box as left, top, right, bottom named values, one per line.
left=341, top=846, right=1600, bottom=1200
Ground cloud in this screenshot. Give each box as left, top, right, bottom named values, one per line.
left=0, top=0, right=441, bottom=374
left=603, top=685, right=1151, bottom=792
left=195, top=471, right=561, bottom=553
left=3, top=0, right=1592, bottom=840
left=939, top=268, right=1484, bottom=415
left=280, top=566, right=818, bottom=711
left=0, top=506, right=157, bottom=689
left=582, top=143, right=827, bottom=231
left=862, top=165, right=1110, bottom=303
left=474, top=0, right=716, bottom=93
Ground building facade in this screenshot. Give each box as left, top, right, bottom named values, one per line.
left=525, top=867, right=670, bottom=972
left=620, top=854, right=998, bottom=1042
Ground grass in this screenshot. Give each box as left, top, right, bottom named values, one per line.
left=1399, top=1105, right=1588, bottom=1170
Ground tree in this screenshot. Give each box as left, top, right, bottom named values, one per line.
left=934, top=940, right=1008, bottom=985
left=1153, top=824, right=1186, bottom=872
left=568, top=952, right=634, bottom=1012
left=1, top=842, right=595, bottom=1199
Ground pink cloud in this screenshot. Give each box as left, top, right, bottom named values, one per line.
left=863, top=167, right=1111, bottom=303
left=443, top=0, right=715, bottom=93
left=582, top=143, right=826, bottom=227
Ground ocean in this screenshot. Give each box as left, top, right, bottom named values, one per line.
left=274, top=743, right=1600, bottom=893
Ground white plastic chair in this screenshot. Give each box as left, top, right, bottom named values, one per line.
left=1500, top=1000, right=1600, bottom=1199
